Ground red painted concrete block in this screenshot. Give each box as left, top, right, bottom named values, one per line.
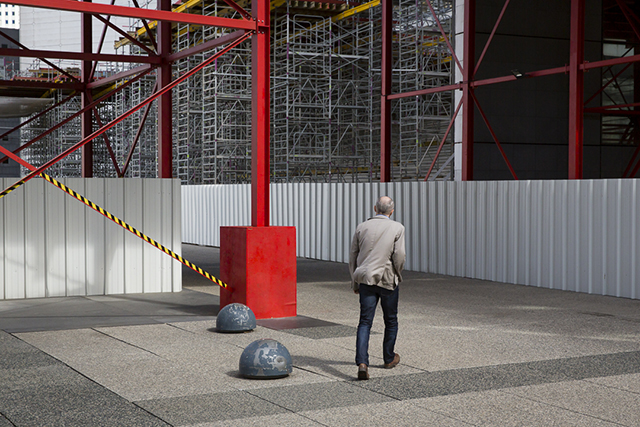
left=220, top=226, right=297, bottom=319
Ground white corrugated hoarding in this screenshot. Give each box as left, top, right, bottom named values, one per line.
left=183, top=180, right=640, bottom=300
left=0, top=178, right=181, bottom=299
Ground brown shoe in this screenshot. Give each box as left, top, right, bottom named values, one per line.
left=357, top=363, right=369, bottom=380
left=384, top=353, right=400, bottom=369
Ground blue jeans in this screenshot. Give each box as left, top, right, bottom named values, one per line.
left=355, top=284, right=399, bottom=366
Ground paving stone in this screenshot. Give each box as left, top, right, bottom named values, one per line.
left=136, top=391, right=289, bottom=425
left=248, top=381, right=394, bottom=412
left=301, top=400, right=471, bottom=427
left=187, top=412, right=324, bottom=426
left=412, top=389, right=620, bottom=427
left=0, top=383, right=169, bottom=427
left=505, top=380, right=640, bottom=426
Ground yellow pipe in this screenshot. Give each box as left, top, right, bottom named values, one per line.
left=331, top=0, right=379, bottom=22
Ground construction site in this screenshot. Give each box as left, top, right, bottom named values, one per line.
left=10, top=0, right=454, bottom=184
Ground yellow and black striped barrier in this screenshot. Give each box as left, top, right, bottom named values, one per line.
left=1, top=173, right=229, bottom=289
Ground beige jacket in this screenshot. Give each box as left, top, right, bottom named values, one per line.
left=349, top=215, right=406, bottom=292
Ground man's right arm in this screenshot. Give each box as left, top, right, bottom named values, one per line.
left=392, top=225, right=406, bottom=279
left=349, top=230, right=360, bottom=292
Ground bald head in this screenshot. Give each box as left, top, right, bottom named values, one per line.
left=375, top=196, right=395, bottom=216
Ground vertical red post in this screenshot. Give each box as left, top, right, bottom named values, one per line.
left=252, top=0, right=270, bottom=226
left=568, top=0, right=584, bottom=179
left=81, top=2, right=93, bottom=177
left=461, top=0, right=475, bottom=181
left=380, top=0, right=392, bottom=182
left=220, top=0, right=297, bottom=319
left=157, top=0, right=173, bottom=178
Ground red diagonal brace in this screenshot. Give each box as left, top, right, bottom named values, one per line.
left=474, top=0, right=511, bottom=78
left=424, top=98, right=463, bottom=180
left=424, top=0, right=463, bottom=74
left=470, top=91, right=519, bottom=180
left=122, top=81, right=159, bottom=177
left=0, top=31, right=252, bottom=195
left=0, top=66, right=156, bottom=164
left=8, top=0, right=256, bottom=30
left=0, top=29, right=80, bottom=82
left=94, top=14, right=157, bottom=56
left=0, top=92, right=76, bottom=142
left=132, top=0, right=158, bottom=52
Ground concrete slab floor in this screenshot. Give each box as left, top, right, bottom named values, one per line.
left=0, top=243, right=640, bottom=426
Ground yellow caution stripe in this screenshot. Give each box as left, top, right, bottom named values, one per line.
left=0, top=179, right=27, bottom=199
left=39, top=173, right=229, bottom=289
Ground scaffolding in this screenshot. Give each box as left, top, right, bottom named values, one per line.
left=19, top=0, right=454, bottom=183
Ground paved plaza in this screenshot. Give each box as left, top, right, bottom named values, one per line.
left=1, top=243, right=640, bottom=426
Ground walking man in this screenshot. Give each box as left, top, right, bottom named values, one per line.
left=349, top=195, right=406, bottom=380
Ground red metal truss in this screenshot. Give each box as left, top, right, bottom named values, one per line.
left=0, top=66, right=157, bottom=164
left=0, top=46, right=161, bottom=64
left=382, top=0, right=640, bottom=180
left=8, top=0, right=256, bottom=30
left=2, top=0, right=269, bottom=225
left=0, top=29, right=79, bottom=82
left=380, top=0, right=392, bottom=182
left=1, top=31, right=252, bottom=194
left=251, top=0, right=271, bottom=226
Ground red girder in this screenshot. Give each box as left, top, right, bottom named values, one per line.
left=7, top=0, right=256, bottom=30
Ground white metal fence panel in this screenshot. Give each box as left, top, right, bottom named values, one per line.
left=182, top=180, right=640, bottom=300
left=0, top=178, right=182, bottom=300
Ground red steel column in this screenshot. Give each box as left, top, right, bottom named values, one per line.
left=568, top=0, right=585, bottom=179
left=81, top=2, right=93, bottom=177
left=461, top=0, right=475, bottom=180
left=380, top=0, right=392, bottom=182
left=157, top=0, right=173, bottom=178
left=251, top=0, right=270, bottom=226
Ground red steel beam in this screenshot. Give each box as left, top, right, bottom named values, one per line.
left=425, top=0, right=462, bottom=74
left=0, top=80, right=83, bottom=91
left=474, top=0, right=511, bottom=79
left=470, top=91, right=518, bottom=180
left=90, top=0, right=115, bottom=81
left=629, top=152, right=640, bottom=178
left=252, top=0, right=270, bottom=226
left=461, top=0, right=475, bottom=181
left=8, top=0, right=256, bottom=30
left=0, top=32, right=253, bottom=194
left=94, top=14, right=157, bottom=56
left=0, top=29, right=80, bottom=82
left=380, top=0, right=392, bottom=182
left=0, top=47, right=160, bottom=64
left=583, top=53, right=640, bottom=71
left=81, top=1, right=93, bottom=177
left=584, top=63, right=632, bottom=106
left=0, top=66, right=156, bottom=164
left=623, top=135, right=640, bottom=178
left=157, top=0, right=172, bottom=178
left=92, top=104, right=122, bottom=177
left=222, top=0, right=252, bottom=21
left=122, top=82, right=158, bottom=177
left=87, top=64, right=153, bottom=89
left=0, top=92, right=76, bottom=142
left=131, top=0, right=158, bottom=52
left=387, top=83, right=462, bottom=101
left=166, top=31, right=246, bottom=63
left=424, top=98, right=463, bottom=181
left=568, top=0, right=585, bottom=179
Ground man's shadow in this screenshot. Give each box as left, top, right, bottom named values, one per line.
left=226, top=355, right=362, bottom=381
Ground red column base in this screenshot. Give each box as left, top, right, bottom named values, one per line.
left=220, top=226, right=297, bottom=319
